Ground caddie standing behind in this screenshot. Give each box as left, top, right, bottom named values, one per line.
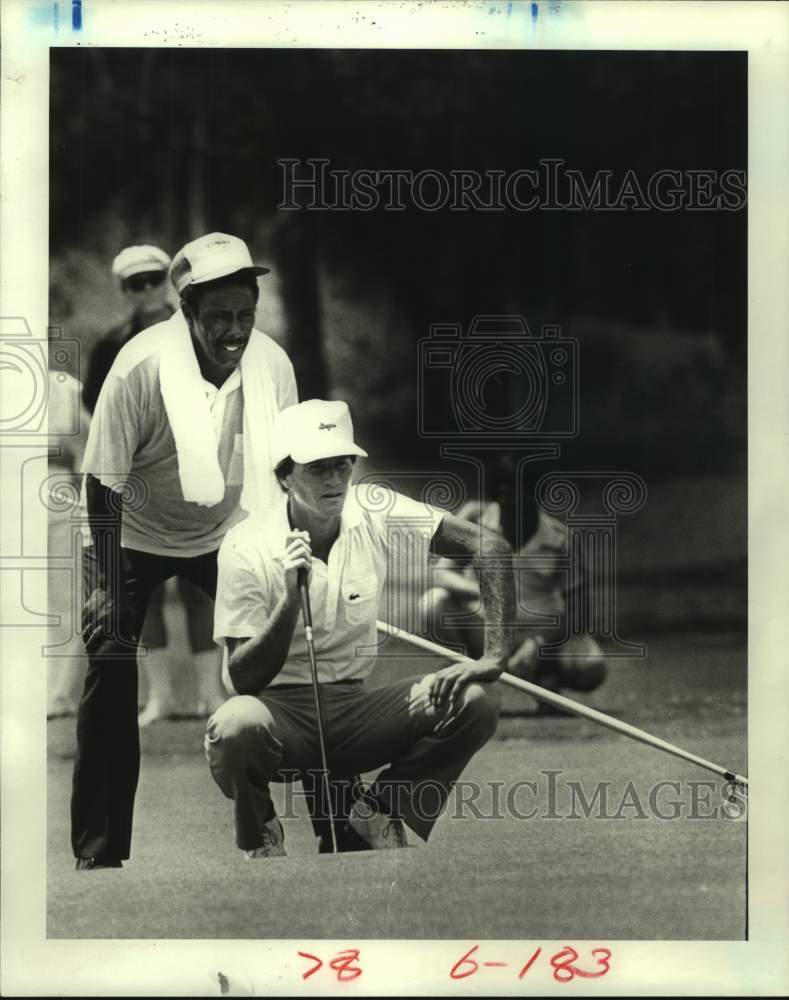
left=73, top=233, right=297, bottom=870
left=206, top=399, right=516, bottom=857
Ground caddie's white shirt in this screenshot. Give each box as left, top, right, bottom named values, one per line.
left=214, top=484, right=445, bottom=689
left=80, top=319, right=297, bottom=557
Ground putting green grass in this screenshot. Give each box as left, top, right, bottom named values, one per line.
left=47, top=633, right=746, bottom=940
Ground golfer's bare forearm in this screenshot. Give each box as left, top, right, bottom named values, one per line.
left=432, top=514, right=515, bottom=667
left=472, top=533, right=515, bottom=664
left=227, top=593, right=301, bottom=695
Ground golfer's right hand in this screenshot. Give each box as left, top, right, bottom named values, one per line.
left=280, top=530, right=312, bottom=597
left=81, top=586, right=136, bottom=655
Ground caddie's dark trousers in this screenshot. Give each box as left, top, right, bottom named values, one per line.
left=71, top=545, right=219, bottom=861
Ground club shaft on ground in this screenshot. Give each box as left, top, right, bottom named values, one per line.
left=376, top=621, right=748, bottom=788
left=299, top=571, right=338, bottom=853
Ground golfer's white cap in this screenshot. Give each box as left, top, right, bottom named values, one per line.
left=111, top=245, right=171, bottom=281
left=271, top=400, right=368, bottom=468
left=169, top=232, right=270, bottom=295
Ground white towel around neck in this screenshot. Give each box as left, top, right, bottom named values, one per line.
left=157, top=310, right=279, bottom=511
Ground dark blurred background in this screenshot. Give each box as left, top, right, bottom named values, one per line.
left=49, top=48, right=747, bottom=635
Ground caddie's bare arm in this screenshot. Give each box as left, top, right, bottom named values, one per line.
left=427, top=514, right=515, bottom=708
left=80, top=365, right=142, bottom=653
left=226, top=531, right=311, bottom=695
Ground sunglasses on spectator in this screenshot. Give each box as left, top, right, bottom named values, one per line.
left=123, top=271, right=166, bottom=292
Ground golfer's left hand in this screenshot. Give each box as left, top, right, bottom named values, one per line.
left=429, top=657, right=501, bottom=713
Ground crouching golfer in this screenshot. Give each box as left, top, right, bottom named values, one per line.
left=206, top=399, right=515, bottom=857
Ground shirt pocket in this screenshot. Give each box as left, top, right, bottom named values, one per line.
left=340, top=574, right=378, bottom=626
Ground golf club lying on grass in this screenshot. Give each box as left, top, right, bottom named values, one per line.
left=376, top=620, right=748, bottom=789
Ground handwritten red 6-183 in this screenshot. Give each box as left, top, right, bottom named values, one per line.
left=450, top=944, right=612, bottom=983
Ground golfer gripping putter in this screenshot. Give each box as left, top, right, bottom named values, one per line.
left=207, top=398, right=513, bottom=857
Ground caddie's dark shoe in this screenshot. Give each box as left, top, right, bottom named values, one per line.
left=75, top=856, right=123, bottom=870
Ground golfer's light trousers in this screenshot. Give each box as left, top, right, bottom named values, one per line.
left=205, top=675, right=501, bottom=850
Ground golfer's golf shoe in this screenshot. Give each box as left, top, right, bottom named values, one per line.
left=244, top=815, right=287, bottom=859
left=347, top=801, right=408, bottom=849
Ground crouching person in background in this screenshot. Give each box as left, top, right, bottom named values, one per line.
left=421, top=453, right=606, bottom=711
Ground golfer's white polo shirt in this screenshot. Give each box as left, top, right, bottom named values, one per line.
left=80, top=317, right=296, bottom=557
left=214, top=485, right=445, bottom=688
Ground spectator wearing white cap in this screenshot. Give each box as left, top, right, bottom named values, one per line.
left=72, top=233, right=298, bottom=870
left=206, top=399, right=516, bottom=858
left=82, top=245, right=174, bottom=414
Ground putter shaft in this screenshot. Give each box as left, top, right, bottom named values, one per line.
left=376, top=620, right=748, bottom=788
left=298, top=569, right=339, bottom=853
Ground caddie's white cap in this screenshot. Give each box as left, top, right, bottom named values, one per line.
left=111, top=245, right=171, bottom=281
left=169, top=232, right=270, bottom=295
left=271, top=400, right=368, bottom=468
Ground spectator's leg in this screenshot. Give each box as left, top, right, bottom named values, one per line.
left=137, top=582, right=181, bottom=725
left=178, top=576, right=226, bottom=716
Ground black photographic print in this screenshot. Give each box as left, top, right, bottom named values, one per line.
left=2, top=2, right=787, bottom=997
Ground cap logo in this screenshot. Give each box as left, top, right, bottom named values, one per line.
left=205, top=238, right=232, bottom=253
left=318, top=422, right=337, bottom=431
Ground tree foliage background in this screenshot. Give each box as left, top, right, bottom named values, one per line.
left=50, top=48, right=746, bottom=478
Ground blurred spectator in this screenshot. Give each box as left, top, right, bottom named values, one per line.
left=47, top=370, right=91, bottom=717
left=81, top=245, right=174, bottom=414
left=421, top=454, right=606, bottom=708
left=137, top=577, right=225, bottom=726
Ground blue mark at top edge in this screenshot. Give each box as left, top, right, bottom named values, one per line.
left=26, top=1, right=84, bottom=33
left=531, top=1, right=539, bottom=24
